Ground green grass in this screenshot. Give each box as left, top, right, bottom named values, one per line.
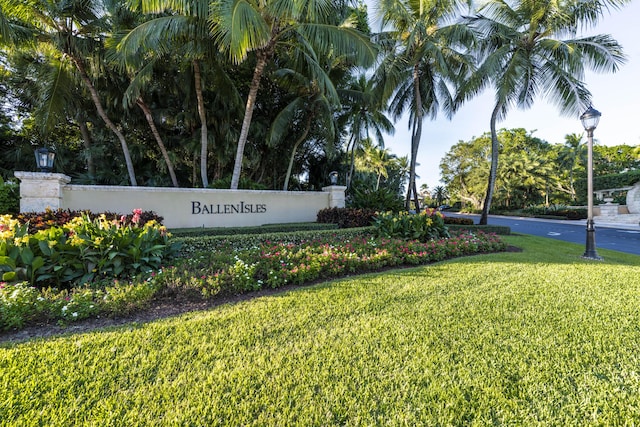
left=1, top=235, right=640, bottom=426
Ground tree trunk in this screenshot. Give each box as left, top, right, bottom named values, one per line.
left=71, top=57, right=137, bottom=186
left=346, top=134, right=356, bottom=189
left=405, top=65, right=422, bottom=212
left=480, top=102, right=502, bottom=225
left=231, top=53, right=269, bottom=190
left=283, top=117, right=312, bottom=191
left=77, top=119, right=95, bottom=179
left=193, top=60, right=209, bottom=188
left=136, top=98, right=179, bottom=187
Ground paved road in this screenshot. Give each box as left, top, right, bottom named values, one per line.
left=450, top=213, right=640, bottom=257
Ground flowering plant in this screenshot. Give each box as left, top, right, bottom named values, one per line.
left=0, top=210, right=179, bottom=288
left=156, top=231, right=506, bottom=298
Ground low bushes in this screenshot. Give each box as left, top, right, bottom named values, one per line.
left=0, top=178, right=19, bottom=215
left=443, top=216, right=474, bottom=225
left=373, top=210, right=449, bottom=242
left=521, top=205, right=588, bottom=220
left=154, top=231, right=506, bottom=298
left=14, top=208, right=164, bottom=233
left=317, top=207, right=377, bottom=228
left=171, top=222, right=337, bottom=238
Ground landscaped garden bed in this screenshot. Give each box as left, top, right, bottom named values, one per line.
left=1, top=209, right=506, bottom=333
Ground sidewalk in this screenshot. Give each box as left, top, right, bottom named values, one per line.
left=591, top=214, right=640, bottom=231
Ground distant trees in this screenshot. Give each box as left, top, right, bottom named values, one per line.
left=458, top=0, right=628, bottom=223
left=440, top=128, right=640, bottom=210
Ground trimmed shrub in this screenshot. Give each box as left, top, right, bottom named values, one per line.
left=372, top=210, right=449, bottom=242
left=447, top=224, right=511, bottom=235
left=317, top=207, right=377, bottom=228
left=443, top=216, right=474, bottom=225
left=171, top=222, right=337, bottom=238
left=0, top=177, right=19, bottom=215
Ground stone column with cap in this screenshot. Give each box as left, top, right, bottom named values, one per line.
left=14, top=171, right=71, bottom=212
left=322, top=185, right=347, bottom=208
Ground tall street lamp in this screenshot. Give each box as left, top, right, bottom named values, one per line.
left=580, top=106, right=602, bottom=260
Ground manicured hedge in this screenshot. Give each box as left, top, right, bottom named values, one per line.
left=447, top=224, right=511, bottom=235
left=174, top=227, right=375, bottom=255
left=171, top=222, right=337, bottom=238
left=576, top=169, right=640, bottom=194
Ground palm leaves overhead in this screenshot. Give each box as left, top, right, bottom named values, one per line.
left=375, top=0, right=475, bottom=211
left=460, top=0, right=628, bottom=224
left=5, top=0, right=139, bottom=186
left=209, top=0, right=377, bottom=189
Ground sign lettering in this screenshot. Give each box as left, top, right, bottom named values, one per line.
left=191, top=201, right=267, bottom=215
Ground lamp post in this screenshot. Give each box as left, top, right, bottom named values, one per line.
left=34, top=146, right=56, bottom=172
left=329, top=171, right=339, bottom=185
left=580, top=106, right=602, bottom=260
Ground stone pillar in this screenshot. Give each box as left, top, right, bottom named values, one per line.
left=322, top=185, right=347, bottom=208
left=14, top=171, right=71, bottom=212
left=598, top=201, right=619, bottom=216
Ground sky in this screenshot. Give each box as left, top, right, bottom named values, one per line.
left=369, top=1, right=640, bottom=189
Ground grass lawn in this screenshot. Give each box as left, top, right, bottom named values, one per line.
left=1, top=235, right=640, bottom=426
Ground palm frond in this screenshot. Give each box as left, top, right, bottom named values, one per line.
left=210, top=0, right=270, bottom=64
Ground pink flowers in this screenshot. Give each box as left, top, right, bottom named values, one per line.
left=132, top=208, right=143, bottom=225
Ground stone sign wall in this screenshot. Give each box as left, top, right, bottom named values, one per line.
left=15, top=172, right=346, bottom=229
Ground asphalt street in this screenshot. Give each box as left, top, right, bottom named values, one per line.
left=450, top=213, right=640, bottom=257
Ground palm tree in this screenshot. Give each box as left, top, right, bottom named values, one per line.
left=8, top=0, right=140, bottom=186
left=0, top=4, right=20, bottom=45
left=109, top=5, right=180, bottom=187
left=340, top=74, right=394, bottom=189
left=268, top=67, right=337, bottom=191
left=356, top=138, right=392, bottom=190
left=432, top=185, right=448, bottom=206
left=209, top=0, right=377, bottom=189
left=375, top=0, right=475, bottom=212
left=557, top=133, right=586, bottom=201
left=460, top=0, right=627, bottom=224
left=120, top=0, right=241, bottom=188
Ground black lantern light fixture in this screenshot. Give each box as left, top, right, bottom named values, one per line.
left=34, top=146, right=56, bottom=172
left=329, top=171, right=339, bottom=185
left=580, top=106, right=602, bottom=260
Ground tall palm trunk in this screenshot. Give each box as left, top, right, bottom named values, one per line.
left=406, top=66, right=422, bottom=212
left=193, top=60, right=209, bottom=188
left=480, top=102, right=502, bottom=225
left=71, top=56, right=137, bottom=186
left=136, top=97, right=179, bottom=187
left=346, top=134, right=356, bottom=189
left=231, top=52, right=269, bottom=190
left=283, top=116, right=312, bottom=191
left=77, top=118, right=95, bottom=179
